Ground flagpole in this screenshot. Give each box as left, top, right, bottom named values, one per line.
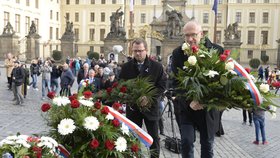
left=129, top=0, right=134, bottom=56
left=213, top=14, right=217, bottom=43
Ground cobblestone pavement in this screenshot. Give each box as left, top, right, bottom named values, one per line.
left=0, top=66, right=279, bottom=158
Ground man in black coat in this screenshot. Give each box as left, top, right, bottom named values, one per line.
left=171, top=20, right=224, bottom=158
left=119, top=38, right=166, bottom=158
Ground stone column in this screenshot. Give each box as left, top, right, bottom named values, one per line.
left=161, top=38, right=182, bottom=65
left=60, top=33, right=75, bottom=61
left=0, top=22, right=20, bottom=60
left=103, top=38, right=127, bottom=63
left=276, top=39, right=280, bottom=68
left=26, top=34, right=41, bottom=62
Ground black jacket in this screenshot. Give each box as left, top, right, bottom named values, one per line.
left=171, top=38, right=224, bottom=137
left=119, top=57, right=167, bottom=120
left=12, top=67, right=25, bottom=86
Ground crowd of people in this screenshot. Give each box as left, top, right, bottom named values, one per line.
left=3, top=19, right=278, bottom=158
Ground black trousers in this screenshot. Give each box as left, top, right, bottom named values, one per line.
left=126, top=108, right=160, bottom=158
left=60, top=87, right=71, bottom=96
left=243, top=110, right=252, bottom=123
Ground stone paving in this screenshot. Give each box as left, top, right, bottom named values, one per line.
left=0, top=66, right=279, bottom=158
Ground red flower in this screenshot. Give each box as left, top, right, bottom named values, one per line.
left=219, top=54, right=227, bottom=62
left=94, top=101, right=102, bottom=109
left=27, top=136, right=39, bottom=143
left=272, top=81, right=280, bottom=88
left=106, top=87, right=113, bottom=94
left=47, top=91, right=56, bottom=99
left=131, top=144, right=139, bottom=152
left=90, top=139, right=100, bottom=149
left=105, top=140, right=115, bottom=150
left=120, top=86, right=127, bottom=93
left=83, top=91, right=92, bottom=99
left=245, top=68, right=251, bottom=74
left=32, top=146, right=42, bottom=158
left=112, top=119, right=120, bottom=127
left=71, top=99, right=80, bottom=108
left=191, top=45, right=199, bottom=53
left=112, top=82, right=118, bottom=88
left=101, top=106, right=109, bottom=114
left=118, top=109, right=125, bottom=114
left=112, top=102, right=121, bottom=110
left=69, top=94, right=77, bottom=101
left=41, top=103, right=51, bottom=112
left=224, top=50, right=231, bottom=56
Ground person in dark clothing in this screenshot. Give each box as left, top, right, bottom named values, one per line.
left=29, top=59, right=40, bottom=90
left=60, top=63, right=75, bottom=96
left=51, top=63, right=62, bottom=94
left=119, top=38, right=167, bottom=158
left=171, top=20, right=224, bottom=158
left=77, top=63, right=90, bottom=84
left=21, top=64, right=30, bottom=98
left=257, top=66, right=264, bottom=82
left=11, top=61, right=25, bottom=105
left=242, top=110, right=253, bottom=126
left=104, top=72, right=117, bottom=89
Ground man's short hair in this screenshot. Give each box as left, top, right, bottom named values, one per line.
left=131, top=38, right=148, bottom=50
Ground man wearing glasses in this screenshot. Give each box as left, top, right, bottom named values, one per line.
left=171, top=20, right=224, bottom=158
left=119, top=38, right=166, bottom=158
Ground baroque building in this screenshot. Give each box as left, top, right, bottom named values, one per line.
left=0, top=0, right=279, bottom=65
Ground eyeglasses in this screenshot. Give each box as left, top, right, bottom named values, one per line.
left=132, top=49, right=146, bottom=53
left=183, top=32, right=201, bottom=38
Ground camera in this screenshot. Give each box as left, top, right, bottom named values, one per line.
left=164, top=88, right=174, bottom=99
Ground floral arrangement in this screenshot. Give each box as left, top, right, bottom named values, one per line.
left=176, top=38, right=278, bottom=111
left=42, top=89, right=143, bottom=158
left=0, top=135, right=58, bottom=158
left=95, top=77, right=157, bottom=112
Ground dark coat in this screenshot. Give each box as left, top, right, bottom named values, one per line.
left=11, top=67, right=25, bottom=86
left=171, top=38, right=224, bottom=137
left=119, top=57, right=167, bottom=120
left=77, top=68, right=89, bottom=84
left=60, top=69, right=75, bottom=88
left=88, top=77, right=101, bottom=93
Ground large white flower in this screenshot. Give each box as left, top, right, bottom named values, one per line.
left=115, top=137, right=127, bottom=152
left=105, top=113, right=114, bottom=120
left=79, top=99, right=94, bottom=107
left=83, top=116, right=100, bottom=131
left=182, top=43, right=190, bottom=51
left=188, top=56, right=197, bottom=66
left=58, top=118, right=76, bottom=135
left=229, top=70, right=237, bottom=75
left=121, top=123, right=129, bottom=135
left=15, top=139, right=31, bottom=148
left=38, top=136, right=58, bottom=150
left=204, top=70, right=219, bottom=78
left=53, top=96, right=71, bottom=106
left=225, top=61, right=234, bottom=71
left=259, top=83, right=270, bottom=93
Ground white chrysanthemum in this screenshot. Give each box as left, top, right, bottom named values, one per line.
left=15, top=139, right=31, bottom=148
left=53, top=96, right=71, bottom=106
left=79, top=99, right=94, bottom=107
left=182, top=43, right=190, bottom=51
left=188, top=56, right=197, bottom=66
left=83, top=116, right=100, bottom=131
left=17, top=135, right=29, bottom=141
left=204, top=70, right=219, bottom=78
left=259, top=83, right=270, bottom=93
left=105, top=113, right=114, bottom=120
left=115, top=137, right=127, bottom=152
left=58, top=118, right=76, bottom=135
left=38, top=136, right=58, bottom=149
left=121, top=123, right=129, bottom=135
left=0, top=140, right=15, bottom=147
left=225, top=61, right=234, bottom=71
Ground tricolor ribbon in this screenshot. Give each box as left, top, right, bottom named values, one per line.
left=228, top=58, right=263, bottom=106
left=56, top=144, right=70, bottom=158
left=108, top=106, right=153, bottom=147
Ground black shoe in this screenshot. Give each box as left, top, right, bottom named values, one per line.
left=13, top=102, right=20, bottom=105
left=160, top=131, right=165, bottom=135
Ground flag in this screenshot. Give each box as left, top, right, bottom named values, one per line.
left=228, top=58, right=263, bottom=106
left=212, top=0, right=218, bottom=15
left=108, top=106, right=153, bottom=147
left=130, top=0, right=134, bottom=12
